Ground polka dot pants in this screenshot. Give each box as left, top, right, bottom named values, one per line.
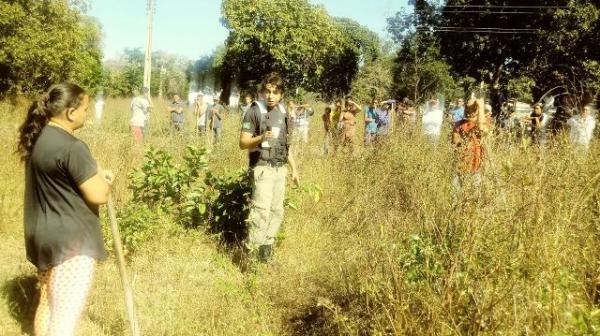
left=34, top=256, right=96, bottom=336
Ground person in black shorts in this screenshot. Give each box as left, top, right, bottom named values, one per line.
left=17, top=83, right=114, bottom=336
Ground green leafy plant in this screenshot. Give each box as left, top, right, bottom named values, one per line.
left=128, top=145, right=208, bottom=210
left=116, top=146, right=209, bottom=251
left=201, top=169, right=252, bottom=245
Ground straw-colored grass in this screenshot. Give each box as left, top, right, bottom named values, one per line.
left=1, top=97, right=599, bottom=335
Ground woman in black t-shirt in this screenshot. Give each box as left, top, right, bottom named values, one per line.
left=17, top=83, right=114, bottom=336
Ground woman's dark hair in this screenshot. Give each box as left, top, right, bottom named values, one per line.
left=17, top=83, right=86, bottom=162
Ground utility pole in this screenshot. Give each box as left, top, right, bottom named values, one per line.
left=143, top=0, right=156, bottom=92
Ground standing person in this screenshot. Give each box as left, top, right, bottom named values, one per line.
left=93, top=92, right=104, bottom=125
left=339, top=96, right=361, bottom=151
left=294, top=102, right=313, bottom=144
left=522, top=103, right=550, bottom=145
left=452, top=98, right=490, bottom=201
left=168, top=94, right=184, bottom=132
left=364, top=98, right=379, bottom=145
left=422, top=97, right=444, bottom=141
left=130, top=87, right=150, bottom=144
left=376, top=103, right=391, bottom=140
left=210, top=99, right=225, bottom=144
left=194, top=94, right=207, bottom=134
left=567, top=104, right=596, bottom=151
left=17, top=83, right=114, bottom=336
left=239, top=93, right=254, bottom=120
left=450, top=98, right=465, bottom=125
left=322, top=106, right=332, bottom=154
left=240, top=72, right=299, bottom=263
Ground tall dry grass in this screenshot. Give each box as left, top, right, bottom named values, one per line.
left=0, top=96, right=599, bottom=335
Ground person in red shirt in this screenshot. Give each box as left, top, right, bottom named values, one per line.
left=451, top=98, right=490, bottom=201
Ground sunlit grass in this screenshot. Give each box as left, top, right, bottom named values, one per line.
left=0, top=97, right=599, bottom=335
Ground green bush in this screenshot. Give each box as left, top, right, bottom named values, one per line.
left=201, top=169, right=252, bottom=245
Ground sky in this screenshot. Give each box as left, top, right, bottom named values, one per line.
left=88, top=0, right=409, bottom=61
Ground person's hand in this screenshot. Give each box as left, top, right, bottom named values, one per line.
left=102, top=170, right=115, bottom=186
left=291, top=170, right=300, bottom=187
left=262, top=131, right=273, bottom=141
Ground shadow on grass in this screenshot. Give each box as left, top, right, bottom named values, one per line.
left=1, top=274, right=38, bottom=335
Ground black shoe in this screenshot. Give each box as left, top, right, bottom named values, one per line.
left=258, top=245, right=273, bottom=263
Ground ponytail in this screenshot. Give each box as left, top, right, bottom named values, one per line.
left=17, top=96, right=50, bottom=162
left=17, top=83, right=86, bottom=162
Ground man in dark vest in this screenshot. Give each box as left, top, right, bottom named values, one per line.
left=239, top=72, right=299, bottom=263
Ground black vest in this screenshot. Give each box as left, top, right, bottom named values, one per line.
left=248, top=101, right=289, bottom=167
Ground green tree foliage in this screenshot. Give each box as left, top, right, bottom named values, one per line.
left=312, top=17, right=381, bottom=101
left=190, top=46, right=227, bottom=93
left=0, top=0, right=103, bottom=95
left=507, top=76, right=535, bottom=102
left=219, top=0, right=380, bottom=101
left=387, top=2, right=460, bottom=103
left=102, top=48, right=192, bottom=97
left=391, top=34, right=457, bottom=103
left=389, top=0, right=600, bottom=114
left=351, top=55, right=394, bottom=102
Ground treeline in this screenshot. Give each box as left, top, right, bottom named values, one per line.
left=388, top=0, right=600, bottom=111
left=0, top=0, right=103, bottom=95
left=214, top=0, right=388, bottom=102
left=0, top=0, right=191, bottom=98
left=3, top=0, right=598, bottom=109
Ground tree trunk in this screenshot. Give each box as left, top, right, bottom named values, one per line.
left=489, top=63, right=504, bottom=122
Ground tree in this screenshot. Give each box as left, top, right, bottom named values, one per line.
left=0, top=0, right=103, bottom=95
left=389, top=0, right=600, bottom=121
left=102, top=49, right=192, bottom=98
left=351, top=54, right=394, bottom=102
left=391, top=34, right=458, bottom=103
left=311, top=17, right=382, bottom=101
left=219, top=0, right=379, bottom=101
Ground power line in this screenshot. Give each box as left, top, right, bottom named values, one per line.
left=417, top=26, right=539, bottom=31
left=442, top=5, right=567, bottom=9
left=408, top=10, right=559, bottom=14
left=414, top=28, right=539, bottom=34
left=391, top=26, right=541, bottom=32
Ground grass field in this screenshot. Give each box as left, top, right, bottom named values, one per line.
left=1, top=97, right=600, bottom=335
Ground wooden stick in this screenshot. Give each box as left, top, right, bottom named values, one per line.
left=107, top=195, right=140, bottom=336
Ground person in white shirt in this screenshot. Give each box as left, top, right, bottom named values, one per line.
left=194, top=94, right=207, bottom=133
left=94, top=92, right=104, bottom=125
left=294, top=102, right=313, bottom=144
left=422, top=98, right=444, bottom=140
left=567, top=104, right=596, bottom=150
left=130, top=87, right=150, bottom=144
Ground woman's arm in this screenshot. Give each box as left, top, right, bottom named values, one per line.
left=79, top=169, right=114, bottom=205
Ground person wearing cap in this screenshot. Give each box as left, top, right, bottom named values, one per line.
left=240, top=72, right=299, bottom=264
left=130, top=87, right=151, bottom=144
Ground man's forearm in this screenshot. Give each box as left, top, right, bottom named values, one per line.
left=239, top=134, right=263, bottom=149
